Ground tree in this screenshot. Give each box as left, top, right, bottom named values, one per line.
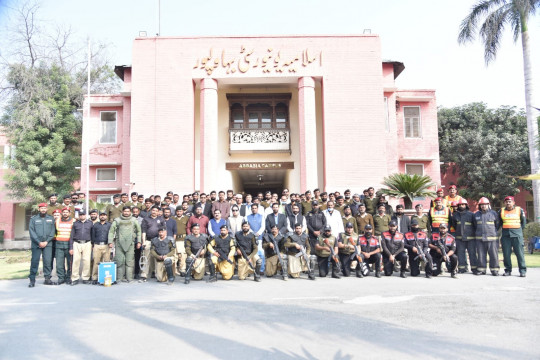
left=438, top=102, right=531, bottom=205
left=377, top=173, right=436, bottom=209
left=458, top=0, right=540, bottom=219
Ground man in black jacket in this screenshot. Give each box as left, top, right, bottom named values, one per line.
left=69, top=210, right=94, bottom=285
left=91, top=211, right=111, bottom=284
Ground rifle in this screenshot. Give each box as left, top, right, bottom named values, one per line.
left=348, top=236, right=367, bottom=275
left=437, top=236, right=451, bottom=270
left=215, top=249, right=234, bottom=264
left=324, top=238, right=341, bottom=273
left=413, top=234, right=428, bottom=263
left=270, top=235, right=286, bottom=272
left=235, top=239, right=255, bottom=270
left=295, top=245, right=312, bottom=272
left=185, top=246, right=204, bottom=275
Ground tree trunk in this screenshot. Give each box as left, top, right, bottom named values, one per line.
left=521, top=29, right=540, bottom=221
left=404, top=197, right=413, bottom=210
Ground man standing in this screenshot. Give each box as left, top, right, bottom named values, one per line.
left=342, top=205, right=358, bottom=234
left=429, top=197, right=450, bottom=234
left=286, top=203, right=306, bottom=233
left=212, top=191, right=231, bottom=220
left=373, top=204, right=391, bottom=236
left=362, top=187, right=377, bottom=215
left=411, top=204, right=430, bottom=233
left=247, top=203, right=265, bottom=271
left=473, top=197, right=501, bottom=276
left=376, top=195, right=394, bottom=217
left=55, top=207, right=75, bottom=285
left=207, top=225, right=236, bottom=281
left=358, top=224, right=382, bottom=278
left=186, top=205, right=210, bottom=235
left=314, top=225, right=340, bottom=278
left=174, top=207, right=189, bottom=276
left=452, top=198, right=477, bottom=274
left=61, top=195, right=76, bottom=219
left=140, top=205, right=163, bottom=281
left=69, top=210, right=93, bottom=285
left=198, top=193, right=213, bottom=219
left=301, top=190, right=313, bottom=215
left=28, top=203, right=56, bottom=287
left=108, top=206, right=141, bottom=283
left=381, top=221, right=407, bottom=278
left=429, top=223, right=458, bottom=278
left=184, top=223, right=209, bottom=283
left=106, top=194, right=123, bottom=222
left=162, top=207, right=177, bottom=239
left=355, top=203, right=374, bottom=235
left=444, top=185, right=462, bottom=209
left=284, top=223, right=316, bottom=280
left=265, top=203, right=288, bottom=234
left=235, top=221, right=262, bottom=281
left=404, top=219, right=433, bottom=278
left=91, top=211, right=111, bottom=284
left=323, top=201, right=344, bottom=237
left=150, top=227, right=176, bottom=285
left=46, top=193, right=62, bottom=216
left=229, top=205, right=246, bottom=235
left=306, top=200, right=327, bottom=253
left=262, top=224, right=287, bottom=280
left=392, top=204, right=411, bottom=234
left=208, top=209, right=228, bottom=237
left=499, top=196, right=527, bottom=277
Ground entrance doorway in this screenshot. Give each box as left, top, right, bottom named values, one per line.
left=234, top=169, right=287, bottom=195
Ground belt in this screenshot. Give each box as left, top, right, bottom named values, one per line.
left=94, top=242, right=108, bottom=245
left=75, top=240, right=90, bottom=244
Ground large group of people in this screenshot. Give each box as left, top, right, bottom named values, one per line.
left=27, top=185, right=527, bottom=287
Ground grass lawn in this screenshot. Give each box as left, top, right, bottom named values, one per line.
left=0, top=250, right=31, bottom=280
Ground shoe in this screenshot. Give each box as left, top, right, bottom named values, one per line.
left=57, top=280, right=65, bottom=285
left=400, top=272, right=407, bottom=278
left=308, top=273, right=316, bottom=280
left=502, top=271, right=512, bottom=276
left=43, top=279, right=53, bottom=285
left=451, top=272, right=457, bottom=279
left=520, top=272, right=526, bottom=278
left=112, top=281, right=118, bottom=285
left=71, top=280, right=79, bottom=286
left=491, top=271, right=499, bottom=276
left=151, top=272, right=156, bottom=279
left=139, top=277, right=147, bottom=283
left=121, top=279, right=129, bottom=283
left=82, top=280, right=90, bottom=284
left=28, top=280, right=35, bottom=288
left=426, top=274, right=432, bottom=279
left=458, top=269, right=467, bottom=274
left=207, top=276, right=217, bottom=283
left=167, top=280, right=174, bottom=285
left=375, top=272, right=381, bottom=278
left=66, top=279, right=72, bottom=285
left=134, top=274, right=140, bottom=280
left=184, top=279, right=190, bottom=284
left=282, top=273, right=288, bottom=281
left=355, top=271, right=363, bottom=278
left=180, top=272, right=186, bottom=277
left=333, top=273, right=342, bottom=279
left=92, top=280, right=98, bottom=285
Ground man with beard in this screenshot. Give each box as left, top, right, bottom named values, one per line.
left=284, top=223, right=316, bottom=280
left=106, top=194, right=123, bottom=222
left=55, top=207, right=75, bottom=285
left=286, top=203, right=306, bottom=233
left=392, top=204, right=411, bottom=234
left=358, top=224, right=382, bottom=278
left=342, top=205, right=358, bottom=234
left=91, top=211, right=111, bottom=284
left=355, top=203, right=374, bottom=235
left=452, top=198, right=477, bottom=274
left=314, top=225, right=340, bottom=279
left=150, top=226, right=176, bottom=285
left=306, top=200, right=327, bottom=253
left=362, top=187, right=377, bottom=215
left=429, top=223, right=458, bottom=278
left=184, top=223, right=209, bottom=283
left=140, top=205, right=163, bottom=281
left=262, top=224, right=287, bottom=280
left=373, top=203, right=391, bottom=236
left=404, top=219, right=433, bottom=278
left=187, top=205, right=210, bottom=235
left=235, top=221, right=261, bottom=281
left=207, top=225, right=235, bottom=281
left=381, top=221, right=407, bottom=278
left=28, top=203, right=56, bottom=287
left=337, top=222, right=357, bottom=277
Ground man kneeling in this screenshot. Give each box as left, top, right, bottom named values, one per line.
left=207, top=225, right=235, bottom=282
left=151, top=226, right=176, bottom=285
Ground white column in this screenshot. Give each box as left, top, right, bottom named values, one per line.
left=298, top=77, right=318, bottom=191
left=199, top=78, right=218, bottom=192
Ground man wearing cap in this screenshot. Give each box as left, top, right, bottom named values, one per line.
left=88, top=209, right=99, bottom=224
left=28, top=203, right=56, bottom=287
left=373, top=203, right=392, bottom=236
left=262, top=224, right=288, bottom=280
left=207, top=225, right=236, bottom=281
left=355, top=203, right=374, bottom=235
left=235, top=220, right=262, bottom=281
left=430, top=188, right=446, bottom=208
left=91, top=211, right=111, bottom=284
left=69, top=210, right=93, bottom=285
left=140, top=205, right=163, bottom=281
left=55, top=207, right=75, bottom=284
left=445, top=185, right=462, bottom=211
left=46, top=193, right=62, bottom=216
left=173, top=207, right=189, bottom=276
left=187, top=204, right=210, bottom=235
left=108, top=206, right=141, bottom=283
left=452, top=198, right=477, bottom=274
left=341, top=205, right=358, bottom=235
left=61, top=195, right=76, bottom=219
left=411, top=204, right=430, bottom=234
left=106, top=194, right=123, bottom=222
left=337, top=222, right=358, bottom=277
left=358, top=224, right=382, bottom=278
left=404, top=219, right=433, bottom=278
left=381, top=221, right=408, bottom=278
left=150, top=226, right=176, bottom=285
left=323, top=201, right=345, bottom=238
left=429, top=197, right=450, bottom=234
left=314, top=225, right=340, bottom=278
left=473, top=197, right=501, bottom=276
left=499, top=196, right=527, bottom=277
left=184, top=223, right=210, bottom=283
left=284, top=223, right=316, bottom=280
left=429, top=223, right=458, bottom=278
left=392, top=204, right=411, bottom=234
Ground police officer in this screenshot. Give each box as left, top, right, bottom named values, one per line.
left=337, top=222, right=358, bottom=277
left=381, top=221, right=407, bottom=278
left=284, top=223, right=316, bottom=280
left=46, top=193, right=62, bottom=216
left=358, top=224, right=382, bottom=278
left=91, top=211, right=111, bottom=284
left=150, top=226, right=176, bottom=285
left=429, top=223, right=458, bottom=278
left=314, top=225, right=341, bottom=278
left=404, top=219, right=433, bottom=278
left=184, top=223, right=209, bottom=284
left=499, top=196, right=527, bottom=277
left=452, top=198, right=477, bottom=274
left=69, top=210, right=93, bottom=285
left=235, top=221, right=262, bottom=282
left=55, top=207, right=75, bottom=285
left=373, top=203, right=391, bottom=236
left=262, top=224, right=288, bottom=280
left=174, top=206, right=189, bottom=276
left=28, top=203, right=56, bottom=287
left=207, top=225, right=236, bottom=281
left=106, top=194, right=123, bottom=221
left=473, top=197, right=500, bottom=276
left=306, top=200, right=327, bottom=253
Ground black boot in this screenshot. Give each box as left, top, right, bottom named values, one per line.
left=207, top=261, right=217, bottom=283
left=254, top=262, right=261, bottom=282
left=332, top=268, right=341, bottom=279
left=355, top=268, right=363, bottom=278
left=28, top=279, right=35, bottom=288
left=375, top=271, right=381, bottom=278
left=184, top=258, right=192, bottom=284
left=43, top=277, right=53, bottom=285
left=400, top=271, right=407, bottom=278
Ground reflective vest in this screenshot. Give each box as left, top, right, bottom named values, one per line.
left=501, top=207, right=522, bottom=229
left=55, top=218, right=74, bottom=242
left=444, top=195, right=462, bottom=208
left=430, top=207, right=449, bottom=228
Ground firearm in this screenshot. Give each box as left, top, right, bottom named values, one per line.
left=235, top=240, right=255, bottom=270
left=348, top=236, right=368, bottom=274
left=437, top=236, right=451, bottom=270
left=270, top=235, right=286, bottom=272
left=413, top=234, right=428, bottom=263
left=324, top=238, right=341, bottom=273
left=295, top=245, right=312, bottom=272
left=215, top=249, right=234, bottom=264
left=185, top=246, right=204, bottom=275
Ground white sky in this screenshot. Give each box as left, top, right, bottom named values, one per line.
left=1, top=0, right=539, bottom=109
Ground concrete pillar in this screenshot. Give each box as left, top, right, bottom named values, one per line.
left=298, top=77, right=318, bottom=192
left=199, top=78, right=218, bottom=192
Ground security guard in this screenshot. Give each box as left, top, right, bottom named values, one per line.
left=207, top=225, right=236, bottom=281
left=184, top=223, right=209, bottom=284
left=150, top=226, right=176, bottom=285
left=69, top=210, right=93, bottom=285
left=373, top=204, right=391, bottom=236
left=358, top=224, right=382, bottom=278
left=473, top=197, right=500, bottom=276
left=429, top=197, right=450, bottom=234
left=262, top=224, right=288, bottom=280
left=284, top=223, right=316, bottom=280
left=499, top=196, right=527, bottom=277
left=314, top=225, right=341, bottom=278
left=28, top=203, right=56, bottom=287
left=429, top=223, right=458, bottom=278
left=381, top=221, right=407, bottom=278
left=55, top=207, right=75, bottom=285
left=452, top=198, right=477, bottom=274
left=108, top=206, right=142, bottom=283
left=404, top=219, right=433, bottom=278
left=337, top=222, right=358, bottom=277
left=235, top=221, right=262, bottom=281
left=174, top=206, right=189, bottom=276
left=91, top=211, right=111, bottom=284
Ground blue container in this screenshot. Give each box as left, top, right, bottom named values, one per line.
left=98, top=262, right=117, bottom=284
left=534, top=236, right=540, bottom=250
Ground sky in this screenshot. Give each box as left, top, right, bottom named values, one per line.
left=1, top=0, right=539, bottom=109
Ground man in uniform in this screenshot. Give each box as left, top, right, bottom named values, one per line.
left=381, top=221, right=407, bottom=278
left=342, top=205, right=358, bottom=234
left=452, top=198, right=477, bottom=274
left=235, top=221, right=262, bottom=281
left=362, top=187, right=377, bottom=215
left=55, top=207, right=75, bottom=285
left=88, top=209, right=99, bottom=223
left=404, top=219, right=432, bottom=278
left=28, top=203, right=56, bottom=287
left=429, top=223, right=458, bottom=278
left=444, top=185, right=462, bottom=209
left=46, top=193, right=62, bottom=216
left=106, top=194, right=123, bottom=222
left=184, top=223, right=209, bottom=284
left=337, top=222, right=358, bottom=277
left=358, top=224, right=382, bottom=278
left=140, top=198, right=154, bottom=218
left=174, top=207, right=189, bottom=276
left=207, top=225, right=236, bottom=281
left=262, top=224, right=288, bottom=280
left=377, top=195, right=394, bottom=217
left=429, top=197, right=450, bottom=234
left=306, top=200, right=326, bottom=254
left=91, top=211, right=111, bottom=284
left=69, top=210, right=93, bottom=285
left=301, top=190, right=313, bottom=215
left=355, top=203, right=374, bottom=235
left=473, top=197, right=500, bottom=276
left=284, top=223, right=316, bottom=280
left=344, top=189, right=353, bottom=205
left=61, top=195, right=76, bottom=219
left=334, top=196, right=346, bottom=216
left=150, top=226, right=176, bottom=285
left=108, top=206, right=142, bottom=283
left=411, top=204, right=430, bottom=233
left=373, top=203, right=391, bottom=236
left=499, top=196, right=527, bottom=277
left=430, top=188, right=447, bottom=208
left=140, top=205, right=163, bottom=281
left=314, top=225, right=341, bottom=278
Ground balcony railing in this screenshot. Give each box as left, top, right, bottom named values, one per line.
left=229, top=128, right=290, bottom=153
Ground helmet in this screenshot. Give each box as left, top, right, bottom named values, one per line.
left=451, top=201, right=458, bottom=207
left=478, top=197, right=490, bottom=205
left=458, top=198, right=468, bottom=206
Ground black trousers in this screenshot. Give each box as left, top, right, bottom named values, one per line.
left=360, top=253, right=381, bottom=273
left=317, top=255, right=339, bottom=277
left=382, top=251, right=407, bottom=276
left=407, top=249, right=433, bottom=276
left=430, top=252, right=458, bottom=276
left=338, top=253, right=354, bottom=276
left=134, top=247, right=141, bottom=276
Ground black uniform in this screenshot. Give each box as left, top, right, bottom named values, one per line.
left=381, top=231, right=407, bottom=276
left=358, top=234, right=382, bottom=276
left=404, top=230, right=432, bottom=277
left=452, top=209, right=477, bottom=272
left=306, top=210, right=327, bottom=253
left=430, top=233, right=458, bottom=276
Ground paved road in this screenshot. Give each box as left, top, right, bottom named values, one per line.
left=1, top=269, right=539, bottom=360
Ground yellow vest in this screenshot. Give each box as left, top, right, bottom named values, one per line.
left=501, top=207, right=521, bottom=229
left=56, top=218, right=74, bottom=242
left=430, top=207, right=449, bottom=228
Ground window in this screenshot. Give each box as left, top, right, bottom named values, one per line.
left=404, top=106, right=421, bottom=138
left=227, top=94, right=291, bottom=130
left=384, top=97, right=389, bottom=131
left=405, top=164, right=424, bottom=176
left=96, top=168, right=116, bottom=181
left=24, top=208, right=35, bottom=231
left=100, top=111, right=117, bottom=144
left=97, top=195, right=113, bottom=204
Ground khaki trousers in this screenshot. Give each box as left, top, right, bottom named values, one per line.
left=211, top=256, right=234, bottom=280
left=237, top=253, right=259, bottom=280
left=140, top=243, right=155, bottom=278
left=288, top=255, right=307, bottom=278
left=175, top=240, right=187, bottom=274
left=155, top=257, right=174, bottom=282
left=72, top=241, right=92, bottom=281
left=91, top=244, right=111, bottom=280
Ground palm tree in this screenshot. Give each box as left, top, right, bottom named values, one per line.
left=377, top=173, right=436, bottom=209
left=458, top=0, right=540, bottom=221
